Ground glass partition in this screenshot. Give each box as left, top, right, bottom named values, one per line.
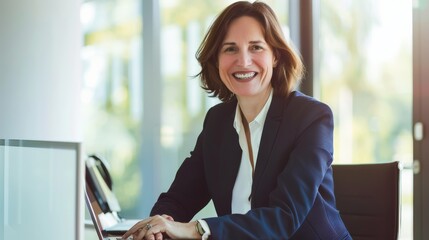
left=0, top=140, right=81, bottom=240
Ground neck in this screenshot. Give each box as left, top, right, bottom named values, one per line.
left=237, top=88, right=272, bottom=123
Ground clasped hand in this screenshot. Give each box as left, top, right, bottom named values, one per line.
left=121, top=214, right=199, bottom=240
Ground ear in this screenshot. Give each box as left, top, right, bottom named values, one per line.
left=273, top=52, right=279, bottom=67
left=273, top=57, right=278, bottom=68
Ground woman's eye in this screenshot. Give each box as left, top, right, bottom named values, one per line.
left=251, top=45, right=263, bottom=51
left=224, top=47, right=237, bottom=53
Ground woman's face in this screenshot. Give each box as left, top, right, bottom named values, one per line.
left=218, top=16, right=276, bottom=100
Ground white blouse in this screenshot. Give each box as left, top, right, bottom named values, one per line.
left=231, top=91, right=273, bottom=213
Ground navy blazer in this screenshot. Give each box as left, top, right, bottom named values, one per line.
left=151, top=91, right=350, bottom=239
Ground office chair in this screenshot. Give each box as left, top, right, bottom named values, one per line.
left=332, top=161, right=400, bottom=240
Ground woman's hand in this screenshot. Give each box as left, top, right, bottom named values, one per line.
left=121, top=215, right=200, bottom=240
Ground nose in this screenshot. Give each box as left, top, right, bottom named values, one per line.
left=236, top=51, right=252, bottom=67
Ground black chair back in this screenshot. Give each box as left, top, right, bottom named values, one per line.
left=332, top=161, right=400, bottom=240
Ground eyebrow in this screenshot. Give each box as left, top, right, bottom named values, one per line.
left=222, top=40, right=267, bottom=46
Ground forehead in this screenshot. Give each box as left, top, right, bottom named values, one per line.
left=223, top=16, right=265, bottom=42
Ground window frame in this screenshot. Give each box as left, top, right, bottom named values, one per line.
left=413, top=1, right=429, bottom=238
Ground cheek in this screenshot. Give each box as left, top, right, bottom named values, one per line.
left=218, top=56, right=234, bottom=72
left=217, top=60, right=229, bottom=84
left=263, top=55, right=276, bottom=68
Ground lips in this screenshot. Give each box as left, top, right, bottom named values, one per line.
left=233, top=71, right=257, bottom=80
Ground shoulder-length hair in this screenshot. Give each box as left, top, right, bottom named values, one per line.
left=195, top=1, right=304, bottom=102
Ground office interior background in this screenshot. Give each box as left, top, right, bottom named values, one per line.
left=1, top=0, right=428, bottom=239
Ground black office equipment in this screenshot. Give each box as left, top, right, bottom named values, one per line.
left=333, top=161, right=400, bottom=240
left=85, top=155, right=139, bottom=238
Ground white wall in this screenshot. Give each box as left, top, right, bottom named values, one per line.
left=0, top=0, right=82, bottom=142
left=0, top=0, right=83, bottom=239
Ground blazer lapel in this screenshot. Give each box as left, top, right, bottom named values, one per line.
left=251, top=94, right=285, bottom=201
left=217, top=101, right=242, bottom=215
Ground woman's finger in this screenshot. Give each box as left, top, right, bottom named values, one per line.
left=136, top=227, right=148, bottom=240
left=122, top=220, right=149, bottom=239
left=155, top=232, right=164, bottom=240
left=122, top=215, right=171, bottom=240
left=145, top=224, right=164, bottom=240
left=161, top=214, right=174, bottom=221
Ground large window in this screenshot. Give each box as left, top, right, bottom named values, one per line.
left=317, top=0, right=412, bottom=238
left=81, top=0, right=143, bottom=217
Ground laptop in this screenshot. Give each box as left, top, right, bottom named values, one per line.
left=85, top=155, right=139, bottom=240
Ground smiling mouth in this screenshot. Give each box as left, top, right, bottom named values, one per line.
left=233, top=72, right=257, bottom=80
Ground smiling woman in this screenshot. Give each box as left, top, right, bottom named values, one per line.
left=217, top=16, right=276, bottom=115
left=196, top=3, right=302, bottom=103
left=159, top=0, right=290, bottom=224
left=122, top=1, right=350, bottom=240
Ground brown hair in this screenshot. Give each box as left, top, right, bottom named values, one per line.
left=195, top=1, right=304, bottom=102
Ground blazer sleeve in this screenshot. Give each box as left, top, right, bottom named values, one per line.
left=203, top=99, right=335, bottom=239
left=150, top=109, right=212, bottom=222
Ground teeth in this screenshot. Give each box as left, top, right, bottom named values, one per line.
left=234, top=72, right=256, bottom=79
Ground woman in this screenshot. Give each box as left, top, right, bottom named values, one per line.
left=123, top=1, right=350, bottom=239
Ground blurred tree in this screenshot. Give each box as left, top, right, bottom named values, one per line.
left=319, top=0, right=412, bottom=164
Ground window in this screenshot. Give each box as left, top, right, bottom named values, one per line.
left=317, top=0, right=413, bottom=238
left=81, top=0, right=143, bottom=217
